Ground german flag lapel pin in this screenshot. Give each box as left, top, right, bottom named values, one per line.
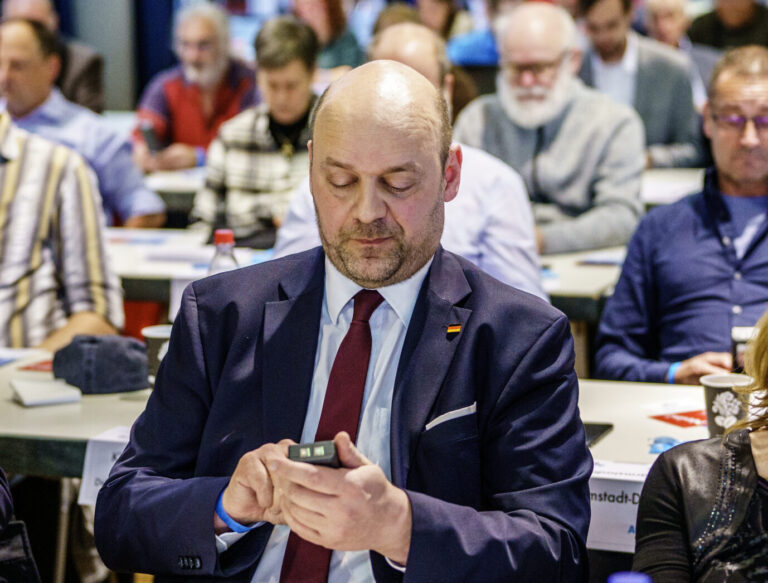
left=446, top=324, right=462, bottom=339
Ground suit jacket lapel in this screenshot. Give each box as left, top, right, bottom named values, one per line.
left=261, top=250, right=325, bottom=445
left=390, top=249, right=472, bottom=486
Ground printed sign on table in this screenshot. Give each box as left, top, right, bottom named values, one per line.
left=78, top=426, right=130, bottom=506
left=587, top=461, right=651, bottom=553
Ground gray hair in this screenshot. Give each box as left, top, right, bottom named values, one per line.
left=709, top=45, right=768, bottom=101
left=645, top=0, right=688, bottom=17
left=494, top=3, right=577, bottom=53
left=173, top=1, right=230, bottom=55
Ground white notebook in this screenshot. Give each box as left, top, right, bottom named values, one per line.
left=11, top=378, right=82, bottom=407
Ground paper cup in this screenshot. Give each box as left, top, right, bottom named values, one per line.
left=141, top=324, right=172, bottom=384
left=700, top=373, right=752, bottom=437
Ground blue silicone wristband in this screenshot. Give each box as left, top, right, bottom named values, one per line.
left=195, top=146, right=206, bottom=167
left=215, top=489, right=258, bottom=533
left=667, top=362, right=682, bottom=384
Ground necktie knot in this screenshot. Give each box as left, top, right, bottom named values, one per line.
left=352, top=289, right=383, bottom=323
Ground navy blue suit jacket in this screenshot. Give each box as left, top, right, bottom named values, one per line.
left=95, top=247, right=592, bottom=582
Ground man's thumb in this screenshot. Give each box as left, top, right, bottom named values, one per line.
left=335, top=431, right=370, bottom=468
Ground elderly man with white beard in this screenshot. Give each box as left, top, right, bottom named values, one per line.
left=454, top=2, right=644, bottom=254
left=133, top=3, right=258, bottom=172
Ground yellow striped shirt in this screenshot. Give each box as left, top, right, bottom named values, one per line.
left=0, top=112, right=123, bottom=347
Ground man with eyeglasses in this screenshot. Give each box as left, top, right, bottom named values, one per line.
left=454, top=2, right=645, bottom=254
left=595, top=46, right=768, bottom=385
left=133, top=3, right=259, bottom=172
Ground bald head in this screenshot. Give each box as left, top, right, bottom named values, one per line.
left=2, top=0, right=58, bottom=31
left=496, top=3, right=577, bottom=59
left=368, top=22, right=449, bottom=90
left=312, top=60, right=452, bottom=166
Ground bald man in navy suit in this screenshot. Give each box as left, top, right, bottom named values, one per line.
left=95, top=60, right=592, bottom=582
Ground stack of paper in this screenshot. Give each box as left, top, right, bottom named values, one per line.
left=11, top=378, right=81, bottom=406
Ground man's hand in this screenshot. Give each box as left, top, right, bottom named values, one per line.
left=133, top=143, right=198, bottom=173
left=37, top=312, right=117, bottom=352
left=269, top=432, right=412, bottom=565
left=674, top=351, right=732, bottom=385
left=215, top=440, right=294, bottom=534
left=153, top=143, right=198, bottom=170
left=132, top=141, right=155, bottom=173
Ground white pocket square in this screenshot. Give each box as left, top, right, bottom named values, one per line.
left=425, top=401, right=477, bottom=431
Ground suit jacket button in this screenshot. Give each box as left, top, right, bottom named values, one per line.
left=194, top=557, right=201, bottom=569
left=178, top=557, right=184, bottom=568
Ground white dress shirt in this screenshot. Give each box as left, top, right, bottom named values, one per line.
left=590, top=32, right=639, bottom=108
left=272, top=144, right=547, bottom=301
left=218, top=256, right=431, bottom=582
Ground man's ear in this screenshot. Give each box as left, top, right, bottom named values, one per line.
left=566, top=48, right=582, bottom=75
left=443, top=143, right=462, bottom=203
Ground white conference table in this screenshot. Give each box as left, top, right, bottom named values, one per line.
left=543, top=247, right=624, bottom=322
left=144, top=168, right=205, bottom=214
left=641, top=167, right=703, bottom=207
left=106, top=228, right=273, bottom=308
left=0, top=374, right=707, bottom=480
left=580, top=378, right=708, bottom=464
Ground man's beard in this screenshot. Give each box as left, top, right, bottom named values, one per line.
left=315, top=193, right=444, bottom=288
left=183, top=59, right=227, bottom=89
left=496, top=69, right=573, bottom=130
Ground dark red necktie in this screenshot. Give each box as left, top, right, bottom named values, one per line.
left=279, top=289, right=384, bottom=583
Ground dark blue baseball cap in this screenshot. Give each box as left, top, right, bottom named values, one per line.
left=53, top=335, right=149, bottom=394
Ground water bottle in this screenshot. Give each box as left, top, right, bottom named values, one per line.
left=607, top=573, right=651, bottom=583
left=208, top=229, right=239, bottom=275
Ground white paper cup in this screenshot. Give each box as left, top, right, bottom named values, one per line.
left=141, top=324, right=172, bottom=384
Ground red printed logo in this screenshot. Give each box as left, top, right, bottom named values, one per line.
left=650, top=410, right=707, bottom=427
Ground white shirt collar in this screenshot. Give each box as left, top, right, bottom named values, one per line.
left=324, top=254, right=434, bottom=329
left=592, top=30, right=639, bottom=74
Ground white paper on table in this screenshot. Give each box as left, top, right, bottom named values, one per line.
left=0, top=347, right=47, bottom=360
left=0, top=347, right=48, bottom=367
left=10, top=378, right=81, bottom=406
left=580, top=249, right=627, bottom=266
left=641, top=398, right=705, bottom=416
left=587, top=460, right=651, bottom=553
left=542, top=275, right=561, bottom=292
left=78, top=426, right=131, bottom=506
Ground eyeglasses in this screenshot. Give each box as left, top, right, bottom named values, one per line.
left=501, top=53, right=567, bottom=81
left=711, top=113, right=768, bottom=134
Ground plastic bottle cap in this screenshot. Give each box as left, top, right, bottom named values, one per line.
left=214, top=229, right=235, bottom=245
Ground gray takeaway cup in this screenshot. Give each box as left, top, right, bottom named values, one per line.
left=700, top=373, right=753, bottom=437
